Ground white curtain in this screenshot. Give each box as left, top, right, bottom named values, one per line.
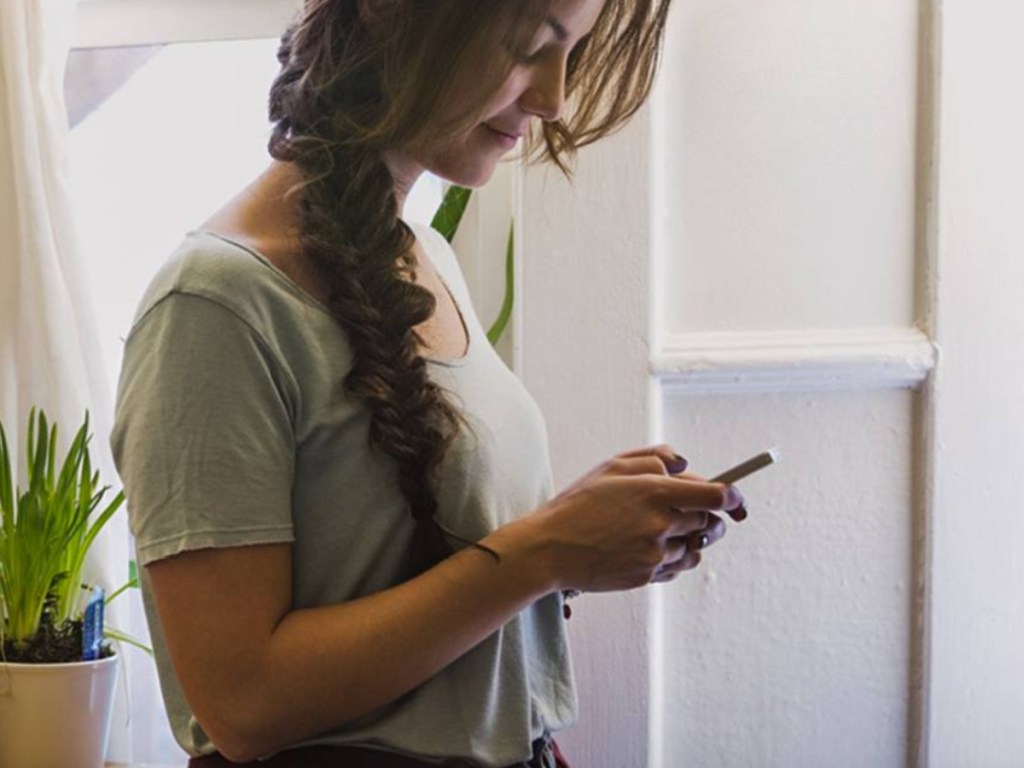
left=0, top=0, right=170, bottom=763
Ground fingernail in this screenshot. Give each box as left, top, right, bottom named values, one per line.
left=725, top=486, right=744, bottom=510
left=696, top=533, right=710, bottom=550
left=666, top=453, right=688, bottom=474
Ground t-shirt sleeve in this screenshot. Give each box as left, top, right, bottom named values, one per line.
left=110, top=291, right=297, bottom=567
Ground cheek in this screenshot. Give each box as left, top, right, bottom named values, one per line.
left=482, top=75, right=527, bottom=118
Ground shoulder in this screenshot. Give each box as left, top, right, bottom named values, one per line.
left=127, top=230, right=327, bottom=341
left=407, top=220, right=465, bottom=286
left=120, top=231, right=356, bottom=409
left=408, top=220, right=453, bottom=262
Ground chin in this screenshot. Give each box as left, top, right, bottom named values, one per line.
left=435, top=162, right=498, bottom=190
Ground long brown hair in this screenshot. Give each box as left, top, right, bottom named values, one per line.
left=267, top=0, right=672, bottom=575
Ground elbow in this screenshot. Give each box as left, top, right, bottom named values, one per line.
left=207, top=738, right=258, bottom=766
left=202, top=720, right=276, bottom=764
left=198, top=715, right=262, bottom=764
left=193, top=687, right=277, bottom=764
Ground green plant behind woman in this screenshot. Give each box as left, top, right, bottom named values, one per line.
left=430, top=184, right=514, bottom=346
left=0, top=408, right=149, bottom=663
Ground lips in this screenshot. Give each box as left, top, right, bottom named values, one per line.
left=484, top=124, right=522, bottom=141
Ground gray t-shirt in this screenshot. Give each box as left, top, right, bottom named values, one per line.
left=109, top=221, right=577, bottom=765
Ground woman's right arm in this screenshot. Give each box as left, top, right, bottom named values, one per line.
left=146, top=449, right=743, bottom=762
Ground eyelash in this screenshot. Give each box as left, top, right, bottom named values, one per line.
left=514, top=35, right=589, bottom=68
left=512, top=47, right=544, bottom=63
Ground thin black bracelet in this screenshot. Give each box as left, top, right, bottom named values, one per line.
left=436, top=520, right=502, bottom=564
left=468, top=541, right=502, bottom=563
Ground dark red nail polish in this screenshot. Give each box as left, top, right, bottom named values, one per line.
left=666, top=454, right=688, bottom=473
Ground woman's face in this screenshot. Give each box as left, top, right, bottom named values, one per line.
left=389, top=0, right=607, bottom=197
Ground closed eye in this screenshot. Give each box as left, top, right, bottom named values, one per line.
left=546, top=16, right=569, bottom=42
left=510, top=45, right=537, bottom=62
left=513, top=46, right=546, bottom=63
left=512, top=15, right=567, bottom=63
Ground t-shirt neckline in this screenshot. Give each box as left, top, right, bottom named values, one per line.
left=188, top=221, right=472, bottom=368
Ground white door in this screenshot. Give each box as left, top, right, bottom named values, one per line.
left=518, top=1, right=1024, bottom=766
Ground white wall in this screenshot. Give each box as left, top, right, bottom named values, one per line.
left=653, top=2, right=922, bottom=765
left=655, top=389, right=915, bottom=767
left=928, top=0, right=1024, bottom=763
left=521, top=112, right=656, bottom=768
left=521, top=0, right=1023, bottom=766
left=657, top=0, right=919, bottom=333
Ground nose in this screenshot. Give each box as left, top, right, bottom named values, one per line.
left=519, top=56, right=567, bottom=123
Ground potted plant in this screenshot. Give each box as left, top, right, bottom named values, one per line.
left=0, top=407, right=149, bottom=768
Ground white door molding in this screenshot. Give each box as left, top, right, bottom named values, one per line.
left=654, top=327, right=938, bottom=393
left=72, top=0, right=301, bottom=48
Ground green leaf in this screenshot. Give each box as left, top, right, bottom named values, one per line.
left=104, top=625, right=153, bottom=656
left=0, top=418, right=13, bottom=519
left=430, top=187, right=516, bottom=349
left=487, top=222, right=516, bottom=345
left=430, top=185, right=472, bottom=243
left=105, top=575, right=139, bottom=606
left=80, top=490, right=124, bottom=556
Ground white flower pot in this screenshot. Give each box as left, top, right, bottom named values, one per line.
left=0, top=653, right=119, bottom=768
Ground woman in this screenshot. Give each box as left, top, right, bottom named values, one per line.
left=110, top=1, right=747, bottom=766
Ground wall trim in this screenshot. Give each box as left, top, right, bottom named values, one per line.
left=653, top=327, right=938, bottom=393
left=72, top=0, right=301, bottom=49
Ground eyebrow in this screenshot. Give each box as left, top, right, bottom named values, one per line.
left=546, top=16, right=569, bottom=42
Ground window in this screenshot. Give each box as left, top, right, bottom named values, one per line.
left=67, top=17, right=443, bottom=397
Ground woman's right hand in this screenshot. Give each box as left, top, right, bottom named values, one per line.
left=513, top=445, right=747, bottom=594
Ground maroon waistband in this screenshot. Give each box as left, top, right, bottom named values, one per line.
left=187, top=739, right=571, bottom=768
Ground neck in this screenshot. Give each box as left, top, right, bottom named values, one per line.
left=383, top=150, right=426, bottom=214
left=252, top=154, right=424, bottom=229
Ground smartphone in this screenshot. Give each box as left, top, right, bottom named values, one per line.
left=708, top=448, right=780, bottom=485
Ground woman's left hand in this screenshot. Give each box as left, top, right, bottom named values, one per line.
left=615, top=443, right=738, bottom=584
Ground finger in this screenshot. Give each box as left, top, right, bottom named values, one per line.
left=604, top=453, right=686, bottom=478
left=667, top=514, right=724, bottom=557
left=652, top=549, right=702, bottom=582
left=663, top=533, right=690, bottom=563
left=649, top=476, right=745, bottom=514
left=730, top=502, right=749, bottom=522
left=664, top=509, right=710, bottom=539
left=616, top=444, right=688, bottom=474
left=669, top=470, right=709, bottom=482
left=668, top=472, right=749, bottom=522
left=650, top=534, right=691, bottom=581
left=687, top=513, right=726, bottom=550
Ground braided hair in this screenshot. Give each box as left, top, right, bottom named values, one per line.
left=267, top=0, right=673, bottom=574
